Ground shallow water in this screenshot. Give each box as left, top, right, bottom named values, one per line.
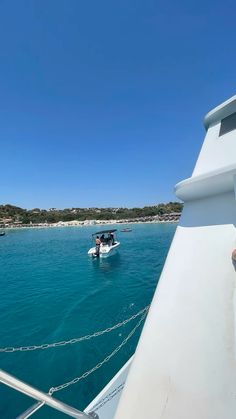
left=0, top=223, right=176, bottom=418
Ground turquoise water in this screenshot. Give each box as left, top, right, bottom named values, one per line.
left=0, top=223, right=176, bottom=418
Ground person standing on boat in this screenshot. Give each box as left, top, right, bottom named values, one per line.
left=95, top=236, right=101, bottom=255
left=110, top=232, right=115, bottom=245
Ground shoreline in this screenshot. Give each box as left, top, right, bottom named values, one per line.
left=3, top=219, right=179, bottom=230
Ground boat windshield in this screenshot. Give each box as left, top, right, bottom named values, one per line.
left=93, top=230, right=116, bottom=245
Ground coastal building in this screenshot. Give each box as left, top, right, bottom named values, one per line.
left=0, top=217, right=13, bottom=227
left=158, top=212, right=182, bottom=222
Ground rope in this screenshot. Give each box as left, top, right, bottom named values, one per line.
left=49, top=312, right=147, bottom=395
left=0, top=306, right=149, bottom=353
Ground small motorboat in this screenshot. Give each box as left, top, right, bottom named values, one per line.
left=88, top=229, right=120, bottom=258
left=0, top=231, right=6, bottom=236
left=120, top=228, right=132, bottom=232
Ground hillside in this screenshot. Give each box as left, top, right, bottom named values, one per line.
left=0, top=202, right=183, bottom=225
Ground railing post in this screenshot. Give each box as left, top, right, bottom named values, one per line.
left=0, top=369, right=98, bottom=419
left=17, top=401, right=45, bottom=419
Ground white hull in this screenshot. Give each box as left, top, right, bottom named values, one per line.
left=88, top=242, right=120, bottom=258
left=85, top=358, right=132, bottom=418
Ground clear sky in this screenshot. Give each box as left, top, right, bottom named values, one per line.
left=1, top=0, right=235, bottom=209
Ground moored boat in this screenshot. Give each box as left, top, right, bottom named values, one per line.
left=88, top=229, right=120, bottom=258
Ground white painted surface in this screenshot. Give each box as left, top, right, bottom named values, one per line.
left=113, top=96, right=236, bottom=419
left=175, top=164, right=236, bottom=202
left=193, top=95, right=236, bottom=176
left=84, top=358, right=132, bottom=419
left=204, top=94, right=236, bottom=129
left=193, top=122, right=236, bottom=176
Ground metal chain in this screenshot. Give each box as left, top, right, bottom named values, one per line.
left=90, top=382, right=125, bottom=413
left=48, top=312, right=147, bottom=395
left=0, top=306, right=149, bottom=353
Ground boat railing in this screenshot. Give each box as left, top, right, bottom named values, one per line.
left=0, top=305, right=149, bottom=418
left=0, top=369, right=98, bottom=419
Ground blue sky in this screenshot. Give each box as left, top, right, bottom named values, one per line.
left=0, top=0, right=235, bottom=209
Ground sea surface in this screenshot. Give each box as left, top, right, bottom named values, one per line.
left=0, top=223, right=176, bottom=418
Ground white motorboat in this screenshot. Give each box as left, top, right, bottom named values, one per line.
left=88, top=229, right=120, bottom=258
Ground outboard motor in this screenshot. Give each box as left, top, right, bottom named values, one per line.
left=95, top=244, right=100, bottom=257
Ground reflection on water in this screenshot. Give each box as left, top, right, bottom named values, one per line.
left=92, top=253, right=121, bottom=272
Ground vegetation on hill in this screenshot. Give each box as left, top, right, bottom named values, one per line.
left=0, top=202, right=183, bottom=224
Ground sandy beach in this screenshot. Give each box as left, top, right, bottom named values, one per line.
left=3, top=218, right=179, bottom=230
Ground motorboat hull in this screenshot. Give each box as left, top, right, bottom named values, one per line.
left=88, top=242, right=120, bottom=258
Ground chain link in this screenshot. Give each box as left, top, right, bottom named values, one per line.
left=91, top=382, right=125, bottom=412
left=48, top=312, right=147, bottom=395
left=0, top=306, right=149, bottom=353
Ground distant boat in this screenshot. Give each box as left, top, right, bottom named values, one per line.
left=120, top=228, right=132, bottom=232
left=0, top=231, right=6, bottom=236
